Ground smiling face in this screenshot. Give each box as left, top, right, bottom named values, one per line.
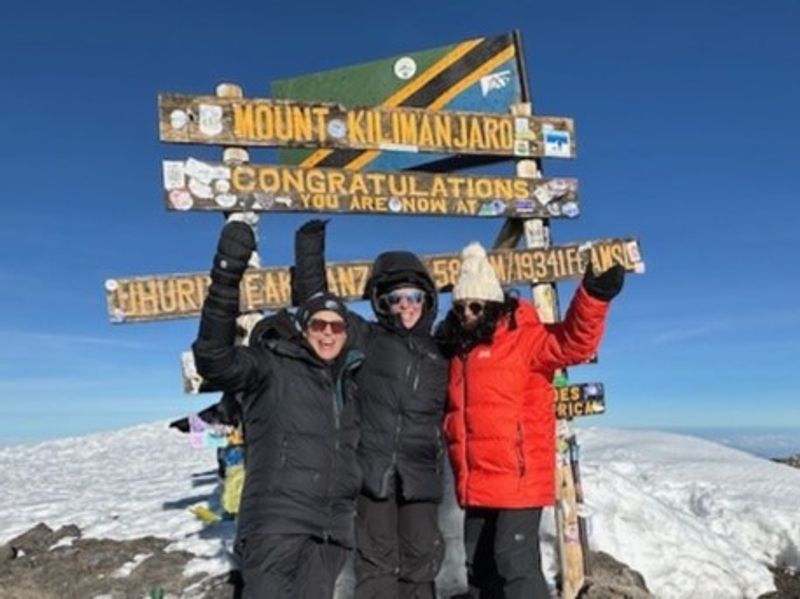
left=383, top=286, right=426, bottom=330
left=303, top=310, right=348, bottom=361
left=453, top=299, right=487, bottom=331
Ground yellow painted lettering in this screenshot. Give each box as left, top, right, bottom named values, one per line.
left=232, top=165, right=256, bottom=193
left=232, top=104, right=254, bottom=139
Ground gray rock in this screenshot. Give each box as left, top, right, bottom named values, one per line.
left=772, top=454, right=800, bottom=470
left=758, top=565, right=800, bottom=599
left=578, top=550, right=654, bottom=599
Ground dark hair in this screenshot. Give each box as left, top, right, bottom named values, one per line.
left=436, top=294, right=519, bottom=357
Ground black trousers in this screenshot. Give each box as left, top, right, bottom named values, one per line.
left=238, top=533, right=347, bottom=599
left=354, top=492, right=444, bottom=599
left=464, top=507, right=550, bottom=599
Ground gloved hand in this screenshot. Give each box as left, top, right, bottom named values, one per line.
left=291, top=219, right=329, bottom=305
left=211, top=221, right=256, bottom=287
left=582, top=262, right=625, bottom=302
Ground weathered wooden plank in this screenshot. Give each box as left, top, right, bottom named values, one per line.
left=554, top=382, right=606, bottom=419
left=162, top=158, right=579, bottom=218
left=105, top=238, right=644, bottom=323
left=159, top=94, right=576, bottom=159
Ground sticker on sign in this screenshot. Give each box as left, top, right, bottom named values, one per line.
left=480, top=69, right=512, bottom=96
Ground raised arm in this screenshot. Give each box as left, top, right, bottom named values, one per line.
left=291, top=219, right=329, bottom=306
left=530, top=263, right=625, bottom=372
left=292, top=219, right=371, bottom=347
left=192, top=221, right=266, bottom=393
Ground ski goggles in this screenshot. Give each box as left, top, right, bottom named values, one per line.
left=307, top=318, right=347, bottom=334
left=382, top=289, right=426, bottom=306
left=453, top=301, right=486, bottom=318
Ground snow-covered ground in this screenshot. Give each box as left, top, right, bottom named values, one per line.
left=1, top=423, right=798, bottom=598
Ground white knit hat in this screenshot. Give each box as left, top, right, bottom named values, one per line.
left=452, top=242, right=504, bottom=302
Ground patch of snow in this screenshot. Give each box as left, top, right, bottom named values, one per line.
left=111, top=552, right=151, bottom=578
left=49, top=535, right=77, bottom=549
left=1, top=422, right=799, bottom=598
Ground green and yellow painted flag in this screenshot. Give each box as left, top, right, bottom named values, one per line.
left=271, top=32, right=526, bottom=171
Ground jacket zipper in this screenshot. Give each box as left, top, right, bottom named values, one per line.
left=460, top=353, right=470, bottom=504
left=325, top=351, right=363, bottom=539
left=516, top=422, right=526, bottom=478
left=391, top=339, right=419, bottom=472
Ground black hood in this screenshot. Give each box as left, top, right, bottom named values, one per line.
left=363, top=251, right=438, bottom=333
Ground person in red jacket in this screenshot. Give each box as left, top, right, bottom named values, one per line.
left=436, top=242, right=624, bottom=599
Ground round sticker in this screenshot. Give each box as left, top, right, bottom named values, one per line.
left=170, top=109, right=188, bottom=130
left=327, top=119, right=347, bottom=139
left=169, top=189, right=193, bottom=211
left=393, top=57, right=417, bottom=80
left=104, top=279, right=119, bottom=292
left=548, top=178, right=570, bottom=194
left=215, top=194, right=237, bottom=209
left=562, top=202, right=579, bottom=218
left=388, top=197, right=403, bottom=213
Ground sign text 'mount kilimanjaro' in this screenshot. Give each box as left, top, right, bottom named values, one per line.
left=106, top=238, right=644, bottom=323
left=163, top=159, right=579, bottom=218
left=159, top=94, right=576, bottom=159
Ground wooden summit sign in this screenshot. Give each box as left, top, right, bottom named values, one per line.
left=105, top=238, right=644, bottom=323
left=159, top=94, right=576, bottom=159
left=555, top=382, right=606, bottom=419
left=163, top=158, right=579, bottom=218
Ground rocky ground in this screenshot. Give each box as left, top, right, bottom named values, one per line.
left=0, top=523, right=234, bottom=599
left=772, top=453, right=800, bottom=470
left=1, top=522, right=796, bottom=598
left=2, top=522, right=657, bottom=599
left=577, top=551, right=653, bottom=598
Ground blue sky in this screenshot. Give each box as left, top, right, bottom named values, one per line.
left=1, top=0, right=798, bottom=444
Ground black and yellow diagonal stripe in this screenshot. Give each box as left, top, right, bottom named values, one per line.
left=297, top=34, right=518, bottom=171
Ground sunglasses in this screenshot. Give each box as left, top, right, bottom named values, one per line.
left=383, top=289, right=425, bottom=306
left=453, top=301, right=486, bottom=318
left=307, top=318, right=347, bottom=335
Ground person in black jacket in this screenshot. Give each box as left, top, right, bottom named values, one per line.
left=291, top=221, right=448, bottom=599
left=192, top=220, right=364, bottom=599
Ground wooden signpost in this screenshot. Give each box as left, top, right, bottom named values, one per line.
left=109, top=30, right=645, bottom=598
left=159, top=94, right=575, bottom=159
left=105, top=238, right=643, bottom=323
left=163, top=158, right=579, bottom=218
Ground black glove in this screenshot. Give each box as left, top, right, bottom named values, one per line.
left=291, top=219, right=329, bottom=306
left=168, top=417, right=190, bottom=433
left=583, top=262, right=625, bottom=302
left=211, top=222, right=256, bottom=287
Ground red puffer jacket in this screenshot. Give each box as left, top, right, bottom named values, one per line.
left=443, top=287, right=609, bottom=508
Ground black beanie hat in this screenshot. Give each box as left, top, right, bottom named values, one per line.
left=295, top=291, right=348, bottom=331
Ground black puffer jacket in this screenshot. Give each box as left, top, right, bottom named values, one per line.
left=293, top=223, right=449, bottom=502
left=193, top=226, right=364, bottom=548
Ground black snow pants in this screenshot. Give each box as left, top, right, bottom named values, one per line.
left=464, top=507, right=550, bottom=599
left=238, top=533, right=347, bottom=599
left=354, top=492, right=444, bottom=598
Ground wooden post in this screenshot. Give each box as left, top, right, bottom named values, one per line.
left=182, top=83, right=260, bottom=394
left=504, top=101, right=586, bottom=599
